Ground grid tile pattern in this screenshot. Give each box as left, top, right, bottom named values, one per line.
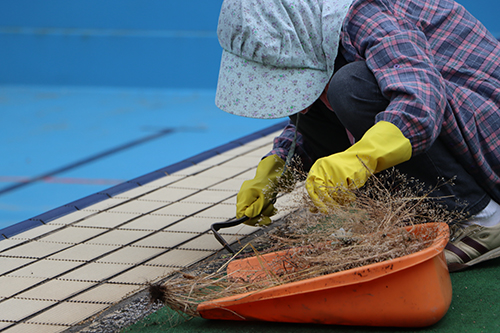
left=0, top=129, right=292, bottom=332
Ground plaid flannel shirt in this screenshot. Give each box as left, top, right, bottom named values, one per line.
left=265, top=122, right=314, bottom=171
left=268, top=0, right=500, bottom=202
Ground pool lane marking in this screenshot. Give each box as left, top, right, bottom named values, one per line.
left=0, top=128, right=178, bottom=196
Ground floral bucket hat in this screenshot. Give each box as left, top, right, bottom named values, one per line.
left=215, top=0, right=354, bottom=119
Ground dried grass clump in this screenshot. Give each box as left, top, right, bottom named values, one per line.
left=150, top=169, right=464, bottom=318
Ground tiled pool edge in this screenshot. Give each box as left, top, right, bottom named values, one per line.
left=1, top=121, right=287, bottom=239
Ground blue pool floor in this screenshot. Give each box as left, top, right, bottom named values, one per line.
left=0, top=85, right=282, bottom=229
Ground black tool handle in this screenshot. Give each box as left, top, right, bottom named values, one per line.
left=211, top=216, right=249, bottom=254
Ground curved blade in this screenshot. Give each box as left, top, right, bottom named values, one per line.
left=211, top=216, right=249, bottom=254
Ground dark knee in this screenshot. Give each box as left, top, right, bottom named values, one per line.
left=326, top=61, right=388, bottom=139
left=327, top=62, right=377, bottom=115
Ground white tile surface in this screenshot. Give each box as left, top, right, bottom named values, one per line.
left=233, top=168, right=258, bottom=180
left=131, top=231, right=195, bottom=249
left=2, top=323, right=69, bottom=333
left=0, top=257, right=36, bottom=275
left=194, top=203, right=236, bottom=219
left=38, top=227, right=106, bottom=244
left=178, top=190, right=234, bottom=204
left=45, top=210, right=97, bottom=226
left=108, top=266, right=175, bottom=284
left=244, top=145, right=274, bottom=157
left=177, top=234, right=226, bottom=251
left=47, top=244, right=119, bottom=261
left=7, top=225, right=62, bottom=241
left=105, top=199, right=170, bottom=214
left=0, top=239, right=25, bottom=252
left=213, top=224, right=258, bottom=236
left=84, top=229, right=151, bottom=246
left=58, top=262, right=128, bottom=282
left=73, top=211, right=142, bottom=228
left=0, top=129, right=281, bottom=330
left=151, top=202, right=208, bottom=217
left=16, top=280, right=95, bottom=301
left=217, top=144, right=256, bottom=156
left=165, top=175, right=222, bottom=189
left=196, top=166, right=247, bottom=180
left=140, top=174, right=186, bottom=188
left=80, top=197, right=128, bottom=212
left=138, top=187, right=198, bottom=202
left=117, top=214, right=180, bottom=231
left=0, top=322, right=12, bottom=330
left=0, top=276, right=46, bottom=298
left=196, top=154, right=234, bottom=166
left=6, top=260, right=83, bottom=279
left=220, top=196, right=237, bottom=205
left=1, top=241, right=72, bottom=258
left=162, top=217, right=215, bottom=233
left=95, top=247, right=165, bottom=265
left=219, top=155, right=262, bottom=168
left=70, top=283, right=142, bottom=303
left=168, top=164, right=211, bottom=176
left=0, top=298, right=57, bottom=322
left=208, top=178, right=246, bottom=192
left=25, top=301, right=109, bottom=326
left=144, top=248, right=212, bottom=267
left=111, top=185, right=158, bottom=199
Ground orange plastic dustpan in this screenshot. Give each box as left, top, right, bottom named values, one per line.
left=198, top=222, right=452, bottom=327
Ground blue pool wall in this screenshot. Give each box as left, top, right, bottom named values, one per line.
left=0, top=0, right=224, bottom=89
left=1, top=0, right=499, bottom=89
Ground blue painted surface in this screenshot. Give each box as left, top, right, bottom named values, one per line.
left=0, top=86, right=282, bottom=228
left=0, top=1, right=221, bottom=30
left=0, top=0, right=259, bottom=229
left=457, top=0, right=500, bottom=37
left=0, top=121, right=287, bottom=238
left=1, top=0, right=499, bottom=231
left=0, top=1, right=498, bottom=89
left=0, top=1, right=223, bottom=88
left=0, top=31, right=221, bottom=88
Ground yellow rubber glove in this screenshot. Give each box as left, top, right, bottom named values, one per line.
left=237, top=155, right=285, bottom=226
left=306, top=121, right=412, bottom=213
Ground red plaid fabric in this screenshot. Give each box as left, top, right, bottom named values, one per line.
left=342, top=0, right=500, bottom=200
left=268, top=0, right=500, bottom=202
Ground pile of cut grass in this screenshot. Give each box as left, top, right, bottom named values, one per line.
left=149, top=169, right=464, bottom=318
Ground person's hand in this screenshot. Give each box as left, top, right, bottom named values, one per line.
left=237, top=155, right=285, bottom=226
left=306, top=121, right=412, bottom=213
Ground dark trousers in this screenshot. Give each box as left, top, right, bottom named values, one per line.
left=291, top=61, right=490, bottom=215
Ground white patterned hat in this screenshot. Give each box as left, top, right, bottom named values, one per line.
left=215, top=0, right=354, bottom=119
